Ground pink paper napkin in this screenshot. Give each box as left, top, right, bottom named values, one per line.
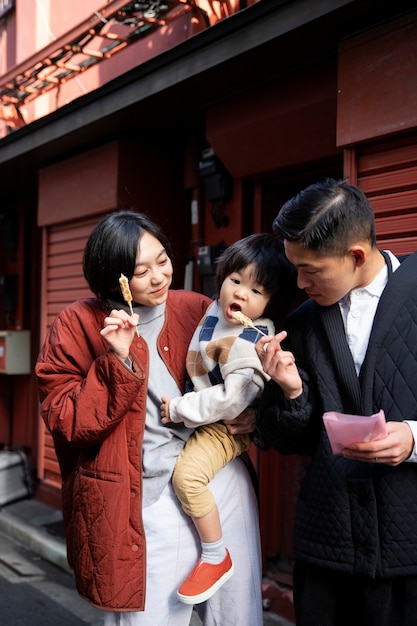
left=322, top=409, right=387, bottom=455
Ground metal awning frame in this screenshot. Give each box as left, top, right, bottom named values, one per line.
left=0, top=0, right=200, bottom=107
left=2, top=0, right=401, bottom=190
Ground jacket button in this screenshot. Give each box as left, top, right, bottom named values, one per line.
left=163, top=346, right=169, bottom=351
left=132, top=544, right=139, bottom=552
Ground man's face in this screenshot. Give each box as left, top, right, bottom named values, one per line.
left=284, top=241, right=358, bottom=306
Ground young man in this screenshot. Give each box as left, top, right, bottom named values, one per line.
left=255, top=178, right=417, bottom=626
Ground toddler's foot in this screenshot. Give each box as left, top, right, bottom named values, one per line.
left=177, top=549, right=234, bottom=604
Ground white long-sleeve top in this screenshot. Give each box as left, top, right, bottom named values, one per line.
left=169, top=300, right=274, bottom=428
left=338, top=250, right=417, bottom=462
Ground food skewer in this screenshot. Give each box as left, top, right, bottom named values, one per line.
left=119, top=273, right=140, bottom=336
left=231, top=310, right=267, bottom=336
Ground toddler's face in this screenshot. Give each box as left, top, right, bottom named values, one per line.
left=219, top=263, right=270, bottom=325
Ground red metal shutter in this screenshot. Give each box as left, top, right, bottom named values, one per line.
left=39, top=216, right=102, bottom=491
left=355, top=134, right=417, bottom=255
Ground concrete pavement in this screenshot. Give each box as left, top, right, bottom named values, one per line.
left=0, top=524, right=102, bottom=625
left=0, top=497, right=293, bottom=625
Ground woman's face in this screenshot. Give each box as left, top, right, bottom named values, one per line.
left=129, top=231, right=173, bottom=307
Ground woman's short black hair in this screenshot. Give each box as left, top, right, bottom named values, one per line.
left=83, top=210, right=173, bottom=303
left=215, top=233, right=299, bottom=324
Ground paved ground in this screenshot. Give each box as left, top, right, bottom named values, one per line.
left=0, top=497, right=293, bottom=625
left=0, top=527, right=103, bottom=625
left=191, top=611, right=292, bottom=625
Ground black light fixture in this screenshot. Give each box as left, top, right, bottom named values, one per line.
left=198, top=148, right=232, bottom=228
left=0, top=212, right=18, bottom=253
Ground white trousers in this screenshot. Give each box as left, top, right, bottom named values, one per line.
left=103, top=457, right=263, bottom=626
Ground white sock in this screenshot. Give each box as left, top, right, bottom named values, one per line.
left=201, top=538, right=227, bottom=564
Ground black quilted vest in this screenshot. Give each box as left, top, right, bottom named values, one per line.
left=258, top=250, right=417, bottom=577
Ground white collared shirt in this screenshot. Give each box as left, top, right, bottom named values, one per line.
left=338, top=251, right=417, bottom=461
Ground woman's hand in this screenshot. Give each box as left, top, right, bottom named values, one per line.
left=342, top=421, right=415, bottom=466
left=225, top=407, right=256, bottom=435
left=255, top=331, right=303, bottom=399
left=100, top=309, right=139, bottom=361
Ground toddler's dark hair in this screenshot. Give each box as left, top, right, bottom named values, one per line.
left=215, top=233, right=299, bottom=323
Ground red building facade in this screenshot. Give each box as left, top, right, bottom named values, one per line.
left=1, top=0, right=417, bottom=620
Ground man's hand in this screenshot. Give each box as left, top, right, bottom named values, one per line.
left=255, top=331, right=303, bottom=399
left=342, top=421, right=414, bottom=466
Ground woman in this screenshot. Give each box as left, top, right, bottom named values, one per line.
left=35, top=210, right=263, bottom=626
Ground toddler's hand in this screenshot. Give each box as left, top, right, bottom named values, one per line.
left=160, top=396, right=172, bottom=424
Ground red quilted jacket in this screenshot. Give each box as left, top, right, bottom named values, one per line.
left=35, top=290, right=211, bottom=611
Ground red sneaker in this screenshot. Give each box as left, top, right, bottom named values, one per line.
left=177, top=549, right=234, bottom=604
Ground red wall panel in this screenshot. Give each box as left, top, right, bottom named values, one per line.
left=337, top=11, right=417, bottom=146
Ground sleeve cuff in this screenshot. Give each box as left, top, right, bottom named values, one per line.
left=404, top=420, right=417, bottom=462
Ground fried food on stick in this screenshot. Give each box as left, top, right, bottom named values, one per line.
left=231, top=310, right=267, bottom=336
left=119, top=273, right=140, bottom=336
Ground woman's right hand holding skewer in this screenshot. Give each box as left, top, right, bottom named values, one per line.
left=101, top=309, right=139, bottom=361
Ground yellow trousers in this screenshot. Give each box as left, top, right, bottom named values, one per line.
left=172, top=423, right=251, bottom=518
